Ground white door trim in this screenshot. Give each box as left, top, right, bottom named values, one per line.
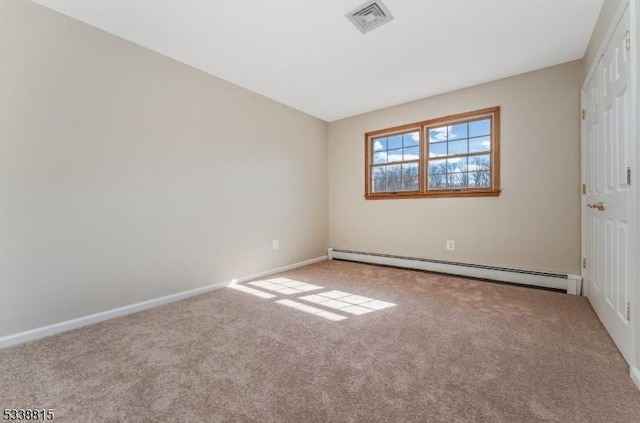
left=630, top=0, right=639, bottom=388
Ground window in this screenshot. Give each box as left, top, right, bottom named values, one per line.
left=365, top=107, right=500, bottom=199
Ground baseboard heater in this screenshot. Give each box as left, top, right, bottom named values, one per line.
left=328, top=248, right=582, bottom=295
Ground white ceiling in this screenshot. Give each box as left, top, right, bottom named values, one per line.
left=31, top=0, right=604, bottom=122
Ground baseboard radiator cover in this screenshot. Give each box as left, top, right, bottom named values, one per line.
left=328, top=248, right=582, bottom=295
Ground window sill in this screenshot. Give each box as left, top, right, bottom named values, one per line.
left=364, top=189, right=502, bottom=200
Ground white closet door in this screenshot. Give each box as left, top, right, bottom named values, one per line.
left=582, top=6, right=635, bottom=364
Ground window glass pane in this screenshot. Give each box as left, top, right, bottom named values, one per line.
left=468, top=154, right=490, bottom=171
left=447, top=173, right=466, bottom=189
left=448, top=139, right=467, bottom=156
left=476, top=171, right=491, bottom=187
left=373, top=166, right=386, bottom=180
left=388, top=135, right=403, bottom=149
left=448, top=123, right=468, bottom=139
left=467, top=171, right=478, bottom=188
left=373, top=151, right=387, bottom=164
left=387, top=148, right=403, bottom=163
left=404, top=146, right=419, bottom=160
left=429, top=142, right=446, bottom=158
left=373, top=137, right=387, bottom=151
left=403, top=178, right=419, bottom=191
left=429, top=159, right=446, bottom=175
left=403, top=131, right=419, bottom=147
left=372, top=179, right=386, bottom=193
left=429, top=174, right=447, bottom=190
left=469, top=136, right=491, bottom=153
left=446, top=157, right=466, bottom=173
left=429, top=127, right=448, bottom=143
left=467, top=171, right=490, bottom=188
left=402, top=163, right=419, bottom=191
left=372, top=166, right=387, bottom=193
left=385, top=164, right=402, bottom=191
left=371, top=166, right=387, bottom=192
left=469, top=119, right=491, bottom=137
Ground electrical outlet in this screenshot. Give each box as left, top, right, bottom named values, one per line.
left=446, top=240, right=455, bottom=251
left=272, top=239, right=279, bottom=250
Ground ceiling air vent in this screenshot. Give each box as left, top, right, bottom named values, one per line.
left=346, top=1, right=394, bottom=34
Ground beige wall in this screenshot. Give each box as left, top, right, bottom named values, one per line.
left=328, top=61, right=583, bottom=274
left=0, top=0, right=328, bottom=337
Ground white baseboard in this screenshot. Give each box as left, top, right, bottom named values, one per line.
left=632, top=367, right=640, bottom=391
left=0, top=256, right=327, bottom=350
left=232, top=256, right=327, bottom=284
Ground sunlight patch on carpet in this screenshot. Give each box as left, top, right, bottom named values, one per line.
left=227, top=284, right=277, bottom=299
left=276, top=299, right=347, bottom=321
left=227, top=280, right=395, bottom=321
left=299, top=291, right=395, bottom=315
left=248, top=278, right=323, bottom=295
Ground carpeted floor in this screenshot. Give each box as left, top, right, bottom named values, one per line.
left=1, top=260, right=639, bottom=422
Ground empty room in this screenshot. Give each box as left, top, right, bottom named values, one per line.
left=1, top=0, right=640, bottom=421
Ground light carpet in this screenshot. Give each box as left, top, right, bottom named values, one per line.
left=1, top=260, right=639, bottom=422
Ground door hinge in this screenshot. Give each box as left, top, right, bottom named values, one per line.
left=582, top=258, right=586, bottom=269
left=627, top=167, right=632, bottom=186
left=627, top=302, right=631, bottom=321
left=625, top=31, right=631, bottom=51
left=581, top=109, right=586, bottom=120
left=582, top=184, right=586, bottom=194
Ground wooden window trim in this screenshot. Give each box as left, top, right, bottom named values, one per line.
left=364, top=107, right=501, bottom=200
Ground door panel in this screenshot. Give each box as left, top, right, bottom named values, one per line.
left=616, top=223, right=627, bottom=319
left=582, top=6, right=633, bottom=364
